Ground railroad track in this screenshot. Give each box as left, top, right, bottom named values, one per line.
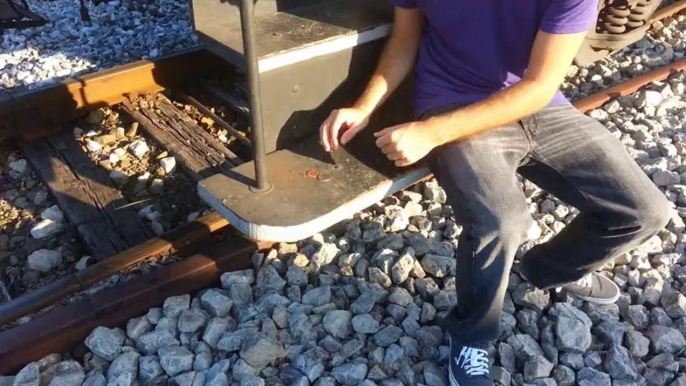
left=1, top=3, right=686, bottom=375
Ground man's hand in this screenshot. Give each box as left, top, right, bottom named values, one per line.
left=374, top=121, right=443, bottom=167
left=319, top=107, right=371, bottom=152
left=319, top=7, right=423, bottom=153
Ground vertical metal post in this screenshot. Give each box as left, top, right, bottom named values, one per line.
left=239, top=0, right=269, bottom=191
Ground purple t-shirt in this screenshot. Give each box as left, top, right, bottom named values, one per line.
left=390, top=0, right=599, bottom=118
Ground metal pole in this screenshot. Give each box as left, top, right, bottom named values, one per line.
left=239, top=0, right=269, bottom=191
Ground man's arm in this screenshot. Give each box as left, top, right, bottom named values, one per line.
left=375, top=29, right=589, bottom=166
left=427, top=30, right=588, bottom=145
left=320, top=7, right=424, bottom=152
left=352, top=7, right=424, bottom=115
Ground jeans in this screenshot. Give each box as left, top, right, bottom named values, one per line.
left=424, top=103, right=671, bottom=345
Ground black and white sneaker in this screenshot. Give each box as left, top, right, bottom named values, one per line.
left=448, top=336, right=493, bottom=386
left=561, top=272, right=620, bottom=305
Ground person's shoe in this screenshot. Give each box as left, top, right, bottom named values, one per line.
left=448, top=336, right=493, bottom=386
left=561, top=272, right=620, bottom=305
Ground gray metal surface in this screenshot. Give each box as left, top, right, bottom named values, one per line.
left=191, top=0, right=392, bottom=66
left=198, top=132, right=429, bottom=242
left=258, top=39, right=388, bottom=152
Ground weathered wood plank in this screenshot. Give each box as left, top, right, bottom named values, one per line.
left=21, top=132, right=154, bottom=260
left=121, top=96, right=241, bottom=181
left=199, top=81, right=250, bottom=120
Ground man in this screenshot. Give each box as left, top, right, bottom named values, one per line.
left=320, top=1, right=671, bottom=385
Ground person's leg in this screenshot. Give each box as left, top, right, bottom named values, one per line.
left=427, top=117, right=531, bottom=385
left=518, top=104, right=671, bottom=295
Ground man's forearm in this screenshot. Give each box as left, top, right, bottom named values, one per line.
left=427, top=79, right=559, bottom=145
left=425, top=30, right=586, bottom=146
left=354, top=30, right=421, bottom=115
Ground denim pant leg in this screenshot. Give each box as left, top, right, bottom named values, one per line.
left=428, top=122, right=532, bottom=345
left=517, top=105, right=672, bottom=289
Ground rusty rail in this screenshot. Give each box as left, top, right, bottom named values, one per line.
left=0, top=236, right=273, bottom=374
left=0, top=212, right=229, bottom=326
left=0, top=48, right=225, bottom=140
left=650, top=0, right=686, bottom=23
left=573, top=58, right=686, bottom=112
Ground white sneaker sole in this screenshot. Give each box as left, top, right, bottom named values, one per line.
left=568, top=291, right=620, bottom=305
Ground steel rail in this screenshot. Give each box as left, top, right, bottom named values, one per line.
left=0, top=212, right=229, bottom=326
left=573, top=58, right=686, bottom=112
left=0, top=48, right=226, bottom=140
left=0, top=235, right=274, bottom=374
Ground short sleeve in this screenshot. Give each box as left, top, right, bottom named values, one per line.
left=540, top=0, right=599, bottom=34
left=390, top=0, right=417, bottom=9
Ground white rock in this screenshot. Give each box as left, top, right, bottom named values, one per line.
left=75, top=256, right=92, bottom=271
left=146, top=211, right=162, bottom=222
left=9, top=159, right=27, bottom=174
left=138, top=205, right=156, bottom=218
left=28, top=249, right=63, bottom=272
left=527, top=221, right=542, bottom=241
left=653, top=170, right=680, bottom=186
left=30, top=219, right=64, bottom=239
left=138, top=172, right=151, bottom=183
left=109, top=154, right=120, bottom=165
left=160, top=157, right=176, bottom=174
left=635, top=90, right=664, bottom=109
left=129, top=140, right=150, bottom=158
left=151, top=221, right=165, bottom=235
left=41, top=205, right=64, bottom=222
left=34, top=190, right=49, bottom=206
left=115, top=127, right=126, bottom=139
left=109, top=171, right=129, bottom=186
left=603, top=99, right=621, bottom=114
left=589, top=109, right=608, bottom=121
left=86, top=140, right=102, bottom=153
left=150, top=179, right=164, bottom=195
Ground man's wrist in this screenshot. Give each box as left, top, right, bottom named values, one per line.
left=353, top=100, right=376, bottom=116
left=422, top=116, right=452, bottom=147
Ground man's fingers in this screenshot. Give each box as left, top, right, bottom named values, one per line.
left=328, top=114, right=350, bottom=151
left=395, top=158, right=411, bottom=167
left=380, top=142, right=400, bottom=155
left=375, top=127, right=404, bottom=148
left=319, top=118, right=332, bottom=152
left=319, top=122, right=331, bottom=152
left=375, top=133, right=394, bottom=148
left=340, top=123, right=362, bottom=145
left=386, top=151, right=405, bottom=161
left=373, top=124, right=401, bottom=138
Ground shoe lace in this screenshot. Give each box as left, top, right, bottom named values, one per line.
left=456, top=346, right=490, bottom=377
left=574, top=275, right=593, bottom=288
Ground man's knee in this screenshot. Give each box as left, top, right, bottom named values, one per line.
left=473, top=210, right=532, bottom=247
left=632, top=195, right=671, bottom=235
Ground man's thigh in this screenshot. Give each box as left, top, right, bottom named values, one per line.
left=428, top=123, right=532, bottom=230
left=523, top=104, right=668, bottom=222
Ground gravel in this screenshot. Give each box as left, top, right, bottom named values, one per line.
left=0, top=150, right=87, bottom=303
left=72, top=106, right=209, bottom=235
left=563, top=15, right=686, bottom=102
left=0, top=0, right=197, bottom=92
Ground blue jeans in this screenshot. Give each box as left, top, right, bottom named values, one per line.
left=425, top=103, right=671, bottom=345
